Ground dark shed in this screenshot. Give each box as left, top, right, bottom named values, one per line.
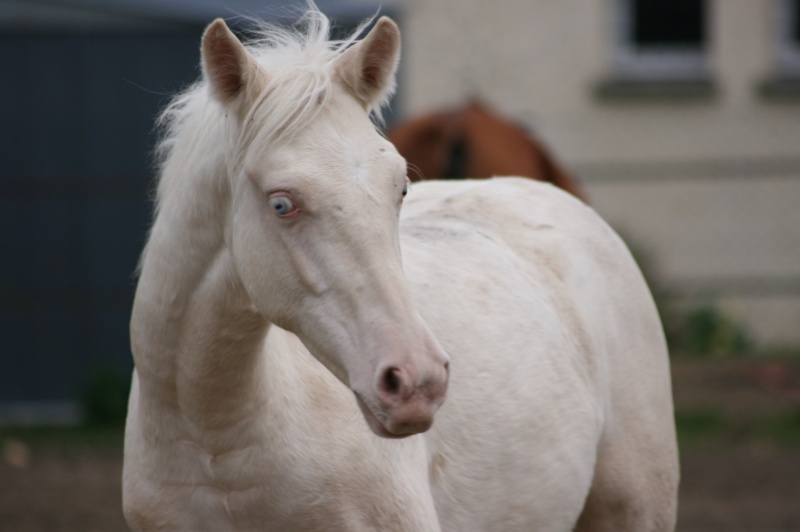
left=0, top=0, right=393, bottom=423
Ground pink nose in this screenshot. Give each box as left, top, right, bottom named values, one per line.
left=374, top=360, right=449, bottom=435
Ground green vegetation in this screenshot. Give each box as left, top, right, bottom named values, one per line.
left=620, top=232, right=755, bottom=359
left=674, top=409, right=727, bottom=446
left=0, top=364, right=130, bottom=459
left=675, top=407, right=800, bottom=449
left=80, top=365, right=131, bottom=427
left=667, top=305, right=751, bottom=357
left=0, top=425, right=124, bottom=457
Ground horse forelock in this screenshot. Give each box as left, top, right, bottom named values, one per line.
left=152, top=6, right=387, bottom=213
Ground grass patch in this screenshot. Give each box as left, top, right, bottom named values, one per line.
left=675, top=409, right=727, bottom=446
left=0, top=425, right=124, bottom=456
left=750, top=409, right=800, bottom=446
left=676, top=407, right=800, bottom=449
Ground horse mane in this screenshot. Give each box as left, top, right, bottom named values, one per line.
left=152, top=6, right=388, bottom=213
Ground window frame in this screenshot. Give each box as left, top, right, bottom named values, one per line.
left=612, top=0, right=711, bottom=81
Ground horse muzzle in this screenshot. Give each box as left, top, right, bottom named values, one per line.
left=355, top=358, right=449, bottom=438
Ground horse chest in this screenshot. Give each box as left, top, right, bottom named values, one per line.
left=138, top=441, right=377, bottom=530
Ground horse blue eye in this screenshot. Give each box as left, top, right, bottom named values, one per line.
left=269, top=196, right=296, bottom=216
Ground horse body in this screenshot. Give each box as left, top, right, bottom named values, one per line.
left=386, top=101, right=589, bottom=203
left=124, top=9, right=678, bottom=531
left=402, top=179, right=678, bottom=530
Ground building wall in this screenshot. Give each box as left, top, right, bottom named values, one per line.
left=398, top=0, right=800, bottom=347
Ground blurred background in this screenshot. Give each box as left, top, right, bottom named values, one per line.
left=1, top=0, right=799, bottom=530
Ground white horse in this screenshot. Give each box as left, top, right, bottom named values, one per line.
left=123, top=8, right=679, bottom=531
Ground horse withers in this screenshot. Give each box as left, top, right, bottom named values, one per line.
left=123, top=7, right=678, bottom=531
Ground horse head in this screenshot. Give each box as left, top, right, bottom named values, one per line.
left=200, top=16, right=449, bottom=438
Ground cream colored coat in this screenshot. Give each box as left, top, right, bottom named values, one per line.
left=123, top=10, right=678, bottom=531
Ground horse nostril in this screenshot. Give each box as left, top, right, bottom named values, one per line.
left=381, top=366, right=404, bottom=397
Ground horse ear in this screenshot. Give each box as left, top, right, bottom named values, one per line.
left=334, top=16, right=400, bottom=110
left=201, top=18, right=266, bottom=107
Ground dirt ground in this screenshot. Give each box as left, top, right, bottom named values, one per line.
left=670, top=355, right=800, bottom=531
left=1, top=356, right=799, bottom=531
left=0, top=450, right=126, bottom=531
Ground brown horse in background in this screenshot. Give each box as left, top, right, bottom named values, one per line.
left=387, top=101, right=588, bottom=202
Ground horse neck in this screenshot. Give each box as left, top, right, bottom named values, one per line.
left=131, top=154, right=270, bottom=439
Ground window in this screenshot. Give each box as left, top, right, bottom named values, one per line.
left=759, top=0, right=800, bottom=98
left=613, top=0, right=710, bottom=81
left=777, top=0, right=800, bottom=74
